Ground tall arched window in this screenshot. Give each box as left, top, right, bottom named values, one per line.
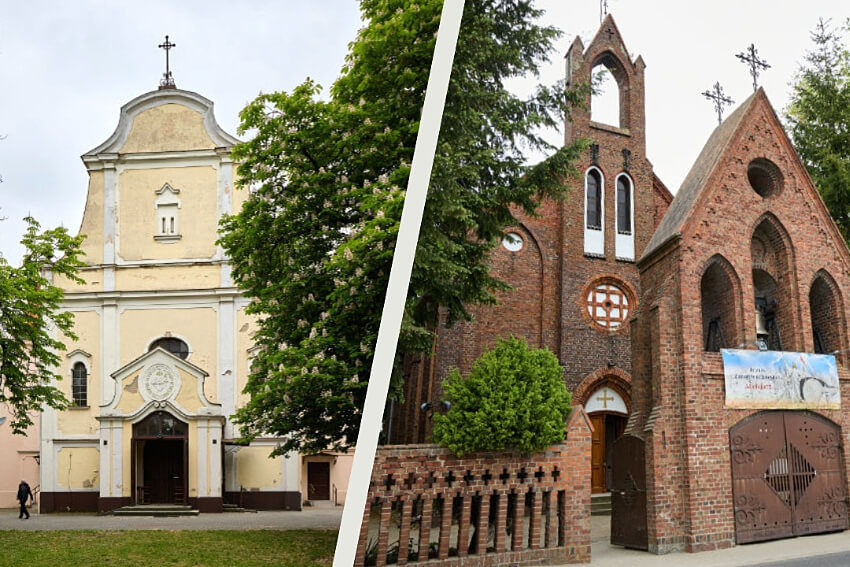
left=584, top=168, right=604, bottom=257
left=615, top=174, right=634, bottom=260
left=72, top=362, right=88, bottom=407
left=149, top=337, right=190, bottom=360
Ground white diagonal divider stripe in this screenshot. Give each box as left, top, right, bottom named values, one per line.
left=332, top=2, right=465, bottom=564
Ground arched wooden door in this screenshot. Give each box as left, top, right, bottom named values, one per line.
left=730, top=411, right=848, bottom=544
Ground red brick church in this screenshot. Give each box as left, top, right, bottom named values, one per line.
left=393, top=14, right=672, bottom=496
left=390, top=13, right=850, bottom=555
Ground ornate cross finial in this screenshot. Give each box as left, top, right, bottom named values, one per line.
left=600, top=0, right=608, bottom=23
left=736, top=43, right=770, bottom=92
left=702, top=82, right=734, bottom=126
left=158, top=35, right=177, bottom=90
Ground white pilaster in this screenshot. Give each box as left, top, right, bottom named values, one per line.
left=98, top=422, right=111, bottom=498
left=110, top=420, right=123, bottom=497
left=209, top=420, right=223, bottom=497
left=101, top=300, right=119, bottom=406
left=218, top=298, right=236, bottom=438
left=196, top=420, right=209, bottom=496
left=102, top=159, right=118, bottom=289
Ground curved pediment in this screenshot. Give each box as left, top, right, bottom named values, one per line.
left=101, top=347, right=220, bottom=418
left=82, top=89, right=239, bottom=160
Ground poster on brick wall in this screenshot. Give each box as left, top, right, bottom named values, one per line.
left=721, top=349, right=840, bottom=409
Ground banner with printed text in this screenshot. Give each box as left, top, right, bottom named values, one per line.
left=721, top=349, right=840, bottom=409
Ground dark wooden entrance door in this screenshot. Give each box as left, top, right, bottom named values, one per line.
left=610, top=435, right=648, bottom=550
left=731, top=411, right=848, bottom=544
left=590, top=413, right=627, bottom=493
left=308, top=462, right=331, bottom=501
left=143, top=439, right=185, bottom=504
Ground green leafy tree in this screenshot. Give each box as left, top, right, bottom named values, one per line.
left=432, top=336, right=571, bottom=456
left=0, top=216, right=85, bottom=434
left=220, top=0, right=586, bottom=454
left=786, top=18, right=850, bottom=242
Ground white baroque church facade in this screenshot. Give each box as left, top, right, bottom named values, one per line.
left=40, top=86, right=352, bottom=513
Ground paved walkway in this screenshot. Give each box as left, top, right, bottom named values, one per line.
left=0, top=507, right=343, bottom=531
left=584, top=516, right=850, bottom=566
left=6, top=507, right=850, bottom=565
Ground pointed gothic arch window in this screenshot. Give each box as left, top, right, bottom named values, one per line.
left=584, top=167, right=604, bottom=257
left=615, top=173, right=634, bottom=260
left=701, top=257, right=740, bottom=352
left=751, top=217, right=797, bottom=351
left=589, top=52, right=630, bottom=130
left=72, top=362, right=88, bottom=407
left=810, top=273, right=844, bottom=356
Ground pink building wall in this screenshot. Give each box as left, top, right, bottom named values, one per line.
left=0, top=408, right=39, bottom=508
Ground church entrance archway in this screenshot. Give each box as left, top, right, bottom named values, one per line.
left=132, top=411, right=188, bottom=505
left=730, top=411, right=848, bottom=544
left=585, top=385, right=629, bottom=493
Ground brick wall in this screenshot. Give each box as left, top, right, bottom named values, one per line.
left=395, top=15, right=672, bottom=445
left=358, top=407, right=593, bottom=566
left=632, top=90, right=850, bottom=552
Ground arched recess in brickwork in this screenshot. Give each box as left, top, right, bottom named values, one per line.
left=573, top=366, right=631, bottom=412
left=589, top=51, right=631, bottom=129
left=810, top=270, right=847, bottom=360
left=700, top=254, right=743, bottom=352
left=750, top=214, right=799, bottom=351
left=473, top=223, right=545, bottom=357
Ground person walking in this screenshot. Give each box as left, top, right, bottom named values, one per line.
left=17, top=480, right=33, bottom=520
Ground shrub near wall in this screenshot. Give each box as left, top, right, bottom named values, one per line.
left=432, top=337, right=572, bottom=456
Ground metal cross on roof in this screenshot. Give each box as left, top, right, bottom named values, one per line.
left=158, top=35, right=177, bottom=90
left=600, top=0, right=608, bottom=23
left=736, top=43, right=770, bottom=92
left=702, top=82, right=734, bottom=126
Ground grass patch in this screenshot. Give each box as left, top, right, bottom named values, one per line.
left=0, top=529, right=336, bottom=566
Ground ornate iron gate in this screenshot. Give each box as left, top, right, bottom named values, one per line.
left=611, top=434, right=648, bottom=549
left=730, top=411, right=848, bottom=544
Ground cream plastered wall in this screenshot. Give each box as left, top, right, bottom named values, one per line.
left=119, top=104, right=215, bottom=154
left=175, top=368, right=204, bottom=413
left=117, top=370, right=144, bottom=413
left=117, top=166, right=218, bottom=261
left=58, top=311, right=101, bottom=435
left=116, top=264, right=221, bottom=292
left=236, top=446, right=282, bottom=490
left=56, top=447, right=99, bottom=490
left=54, top=268, right=104, bottom=293
left=79, top=170, right=105, bottom=265
left=119, top=307, right=217, bottom=402
left=236, top=307, right=259, bottom=409
left=231, top=176, right=250, bottom=214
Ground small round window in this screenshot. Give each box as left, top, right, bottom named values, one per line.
left=502, top=232, right=524, bottom=252
left=586, top=280, right=632, bottom=330
left=747, top=158, right=783, bottom=198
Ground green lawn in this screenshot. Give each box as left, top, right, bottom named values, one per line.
left=0, top=530, right=337, bottom=567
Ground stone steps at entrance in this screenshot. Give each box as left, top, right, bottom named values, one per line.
left=222, top=503, right=257, bottom=513
left=591, top=492, right=612, bottom=516
left=112, top=504, right=200, bottom=517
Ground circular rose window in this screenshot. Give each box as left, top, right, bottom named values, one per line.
left=586, top=281, right=631, bottom=329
